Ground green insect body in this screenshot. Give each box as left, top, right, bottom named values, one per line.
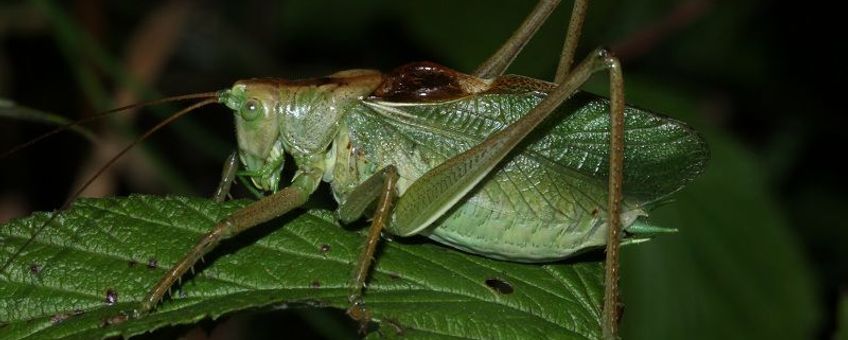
left=223, top=63, right=707, bottom=262
left=0, top=2, right=713, bottom=337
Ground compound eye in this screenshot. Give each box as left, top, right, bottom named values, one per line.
left=240, top=98, right=263, bottom=121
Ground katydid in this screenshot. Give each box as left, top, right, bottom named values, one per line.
left=1, top=0, right=708, bottom=338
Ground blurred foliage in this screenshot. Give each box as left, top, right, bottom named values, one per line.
left=0, top=0, right=844, bottom=338
left=0, top=98, right=95, bottom=143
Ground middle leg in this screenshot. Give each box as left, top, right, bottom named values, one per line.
left=336, top=166, right=400, bottom=328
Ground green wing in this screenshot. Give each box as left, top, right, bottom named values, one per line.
left=360, top=79, right=708, bottom=205
left=533, top=91, right=709, bottom=202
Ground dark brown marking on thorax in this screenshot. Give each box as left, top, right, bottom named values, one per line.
left=371, top=62, right=470, bottom=102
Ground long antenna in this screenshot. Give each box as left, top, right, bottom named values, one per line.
left=0, top=91, right=220, bottom=159
left=0, top=98, right=219, bottom=275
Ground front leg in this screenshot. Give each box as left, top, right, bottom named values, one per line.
left=138, top=168, right=322, bottom=314
left=336, top=166, right=399, bottom=329
left=212, top=151, right=239, bottom=202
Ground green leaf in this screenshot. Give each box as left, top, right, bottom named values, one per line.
left=0, top=195, right=603, bottom=339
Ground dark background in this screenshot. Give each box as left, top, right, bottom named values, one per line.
left=0, top=0, right=845, bottom=339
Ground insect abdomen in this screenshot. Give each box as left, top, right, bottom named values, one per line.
left=330, top=99, right=646, bottom=262
left=423, top=191, right=644, bottom=262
